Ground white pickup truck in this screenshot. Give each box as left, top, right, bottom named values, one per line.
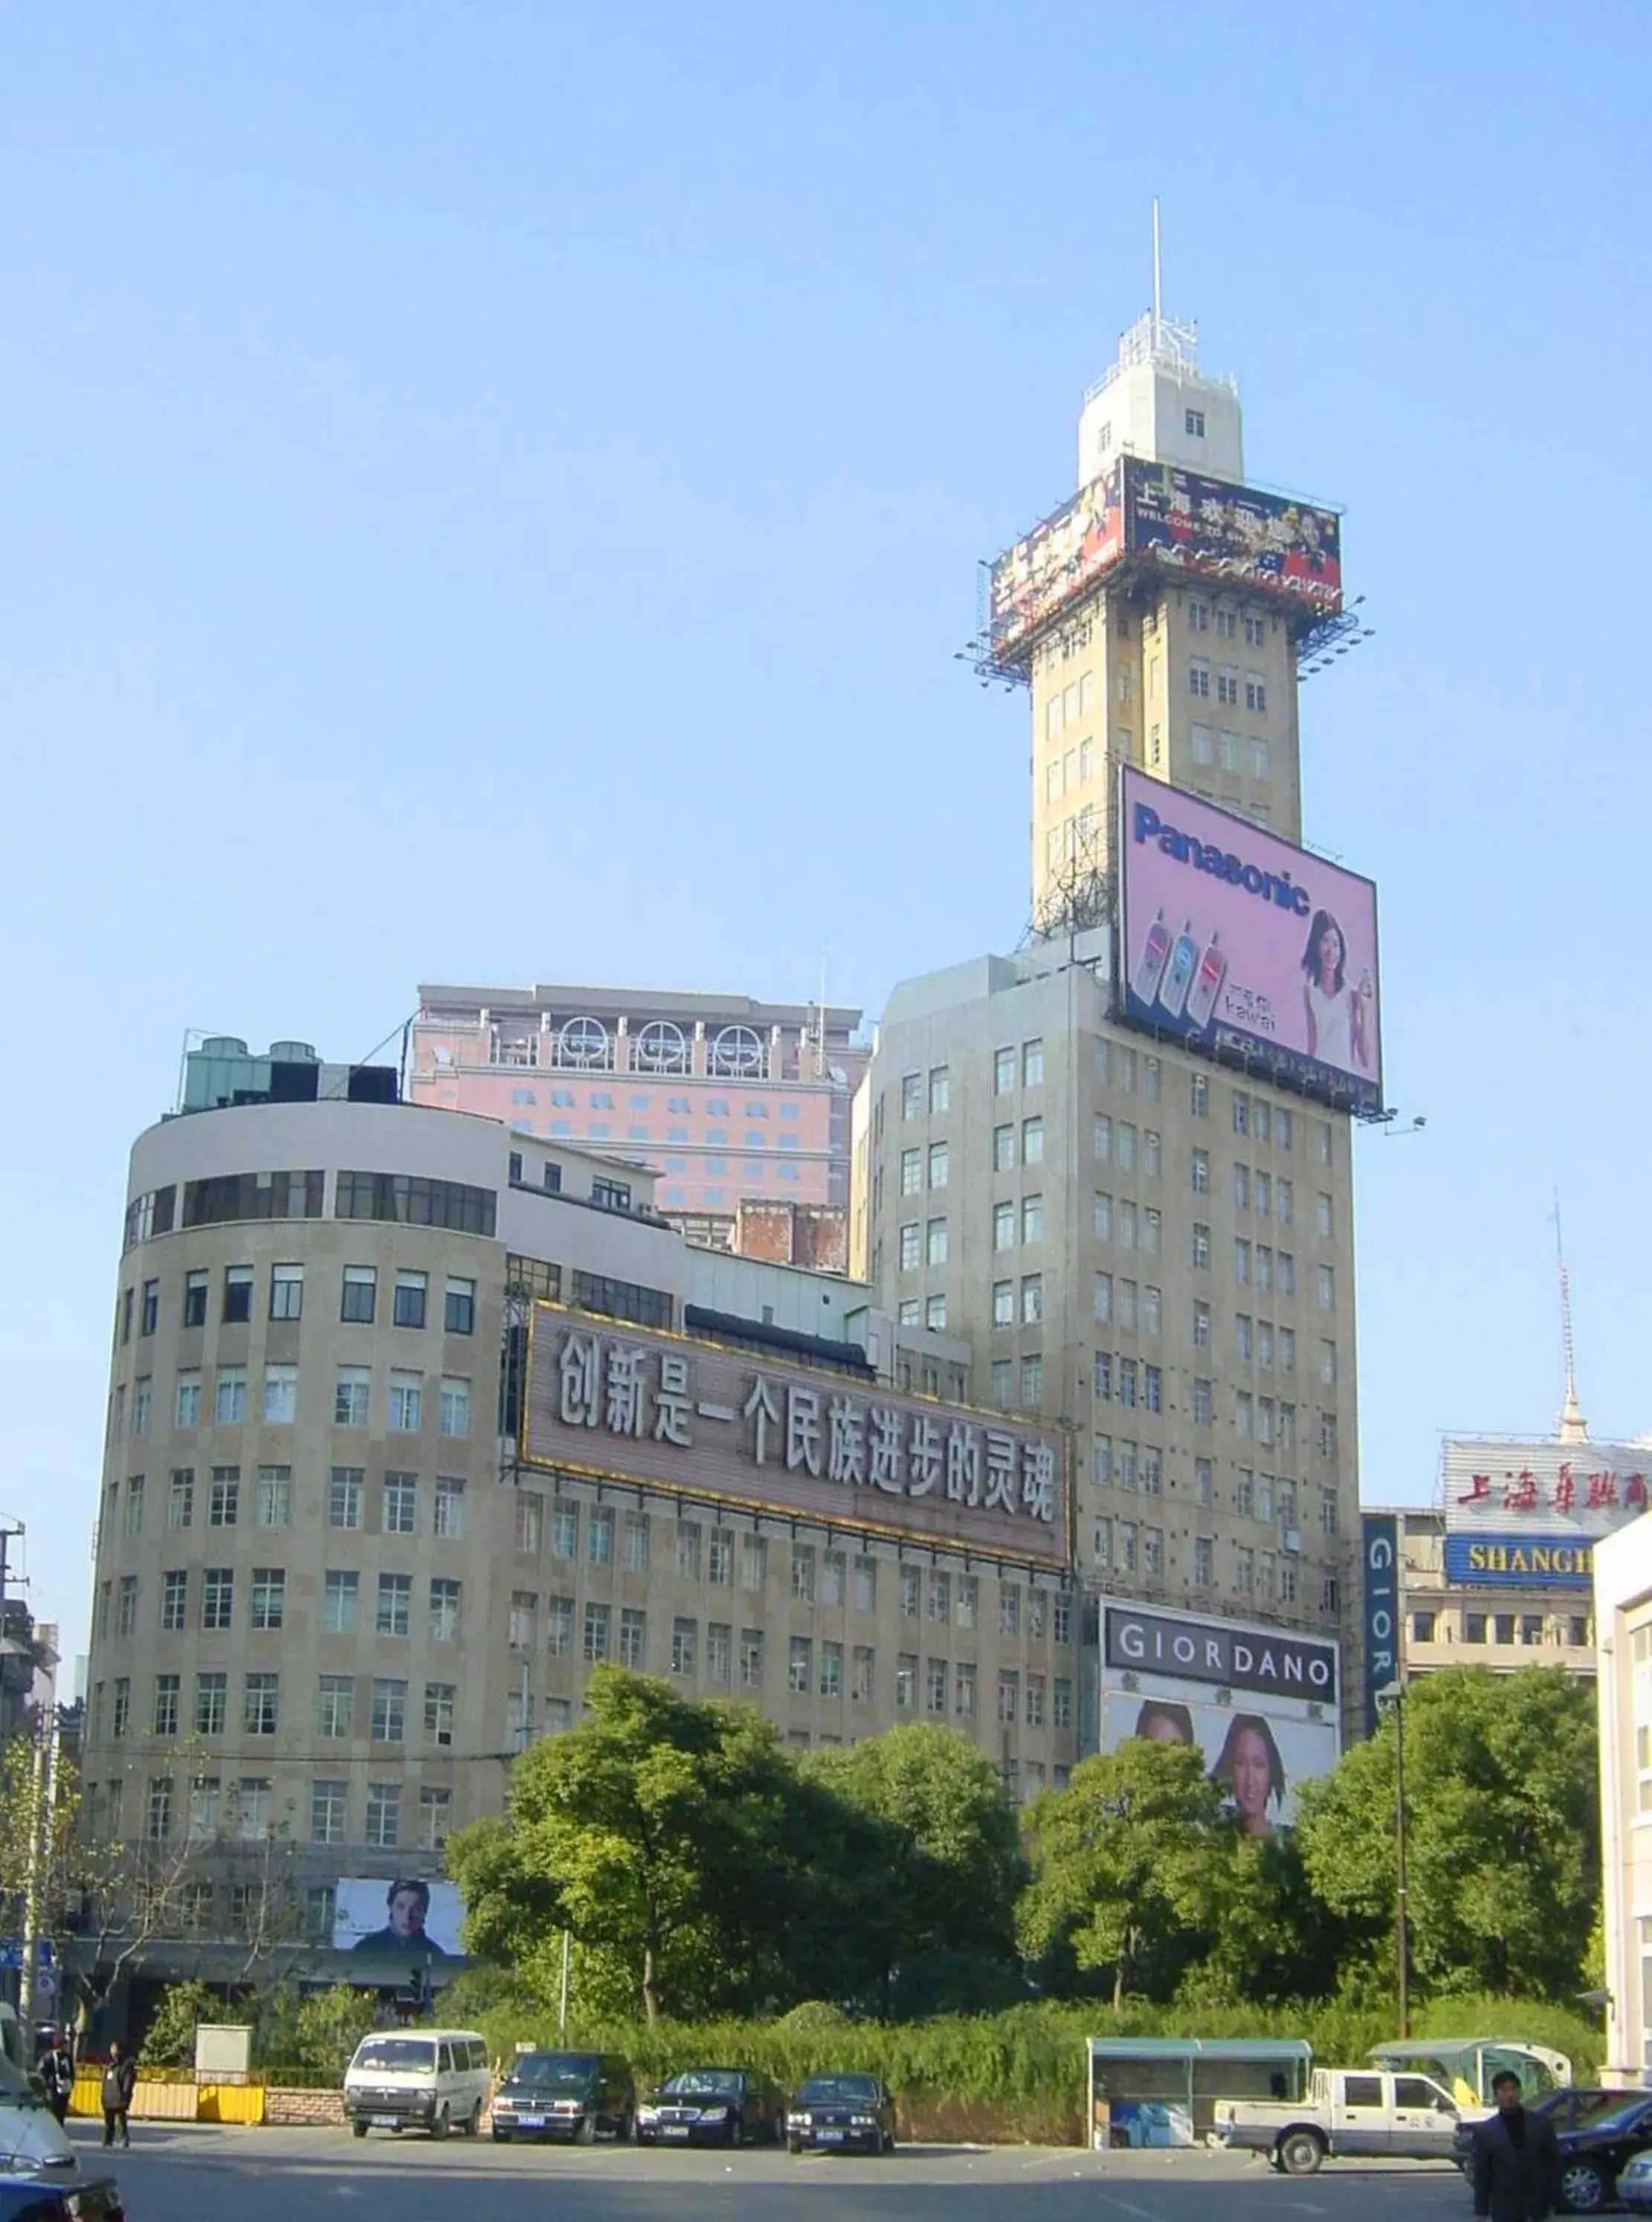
left=1215, top=2065, right=1460, bottom=2174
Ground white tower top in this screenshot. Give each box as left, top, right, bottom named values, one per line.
left=1076, top=205, right=1245, bottom=489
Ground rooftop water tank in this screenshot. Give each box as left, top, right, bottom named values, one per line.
left=199, top=1036, right=248, bottom=1058
left=268, top=1041, right=318, bottom=1062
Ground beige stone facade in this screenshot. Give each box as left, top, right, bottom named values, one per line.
left=1593, top=1520, right=1652, bottom=2076
left=854, top=949, right=1359, bottom=1743
left=85, top=1096, right=1077, bottom=1942
left=1387, top=1505, right=1595, bottom=1684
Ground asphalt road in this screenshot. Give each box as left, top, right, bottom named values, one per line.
left=69, top=2122, right=1481, bottom=2219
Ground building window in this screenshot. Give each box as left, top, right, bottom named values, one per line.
left=990, top=1358, right=1013, bottom=1406
left=994, top=1047, right=1016, bottom=1094
left=201, top=1568, right=233, bottom=1630
left=516, top=1491, right=543, bottom=1554
left=926, top=1217, right=948, bottom=1267
left=1246, top=676, right=1268, bottom=713
left=365, top=1784, right=401, bottom=1850
left=928, top=1140, right=949, bottom=1191
left=584, top=1602, right=611, bottom=1661
left=430, top=1578, right=462, bottom=1643
left=322, top=1572, right=359, bottom=1635
left=1188, top=659, right=1210, bottom=699
left=1023, top=1039, right=1045, bottom=1088
left=1192, top=1223, right=1210, bottom=1270
left=706, top=1623, right=732, bottom=1684
left=740, top=1628, right=764, bottom=1688
left=383, top=1472, right=417, bottom=1535
left=388, top=1372, right=423, bottom=1431
left=1022, top=1195, right=1044, bottom=1244
left=419, top=1787, right=452, bottom=1851
left=620, top=1607, right=647, bottom=1669
left=900, top=1148, right=922, bottom=1197
left=250, top=1567, right=285, bottom=1630
left=1020, top=1354, right=1043, bottom=1406
left=313, top=1782, right=347, bottom=1844
left=341, top=1266, right=376, bottom=1324
left=900, top=1074, right=922, bottom=1120
left=896, top=1654, right=917, bottom=1711
left=789, top=1637, right=813, bottom=1695
left=213, top=1368, right=247, bottom=1427
left=993, top=1202, right=1016, bottom=1251
left=376, top=1574, right=412, bottom=1638
left=671, top=1618, right=697, bottom=1676
left=333, top=1366, right=370, bottom=1429
left=193, top=1671, right=228, bottom=1737
left=243, top=1673, right=279, bottom=1738
left=329, top=1467, right=364, bottom=1529
left=900, top=1222, right=922, bottom=1272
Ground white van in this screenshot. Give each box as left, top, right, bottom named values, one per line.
left=343, top=2029, right=490, bottom=2139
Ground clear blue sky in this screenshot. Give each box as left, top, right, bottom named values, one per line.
left=4, top=1, right=1648, bottom=1660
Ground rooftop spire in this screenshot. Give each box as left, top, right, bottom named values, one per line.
left=1553, top=1194, right=1588, bottom=1444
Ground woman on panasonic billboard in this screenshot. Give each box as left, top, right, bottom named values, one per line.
left=1300, top=910, right=1373, bottom=1076
left=1213, top=1714, right=1287, bottom=1836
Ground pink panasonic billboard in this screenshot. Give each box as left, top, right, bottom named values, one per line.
left=1118, top=767, right=1382, bottom=1114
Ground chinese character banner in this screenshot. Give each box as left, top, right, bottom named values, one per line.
left=1442, top=1436, right=1651, bottom=1538
left=523, top=1303, right=1071, bottom=1567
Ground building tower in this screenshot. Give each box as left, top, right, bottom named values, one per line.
left=858, top=266, right=1368, bottom=1777
left=981, top=250, right=1347, bottom=936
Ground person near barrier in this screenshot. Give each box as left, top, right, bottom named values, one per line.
left=100, top=2041, right=135, bottom=2149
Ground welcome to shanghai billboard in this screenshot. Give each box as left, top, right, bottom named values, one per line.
left=1117, top=766, right=1382, bottom=1114
left=986, top=459, right=1341, bottom=665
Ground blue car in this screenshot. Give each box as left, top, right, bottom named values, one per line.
left=1622, top=2145, right=1652, bottom=2210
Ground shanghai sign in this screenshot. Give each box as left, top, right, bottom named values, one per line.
left=523, top=1303, right=1071, bottom=1568
left=1443, top=1535, right=1595, bottom=1589
left=1442, top=1435, right=1651, bottom=1540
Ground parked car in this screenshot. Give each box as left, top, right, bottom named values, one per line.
left=635, top=2068, right=781, bottom=2148
left=489, top=2051, right=634, bottom=2145
left=343, top=2029, right=489, bottom=2139
left=1451, top=2088, right=1617, bottom=2175
left=1216, top=2066, right=1459, bottom=2174
left=0, top=2075, right=84, bottom=2185
left=0, top=2180, right=124, bottom=2222
left=1619, top=2144, right=1652, bottom=2210
left=1548, top=2095, right=1652, bottom=2215
left=786, top=2073, right=896, bottom=2156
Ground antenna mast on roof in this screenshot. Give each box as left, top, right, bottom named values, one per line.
left=1552, top=1192, right=1589, bottom=1443
left=1152, top=198, right=1163, bottom=338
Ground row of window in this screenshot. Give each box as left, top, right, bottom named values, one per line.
left=1187, top=662, right=1268, bottom=714
left=1095, top=1520, right=1339, bottom=1612
left=121, top=1262, right=479, bottom=1343
left=1187, top=601, right=1268, bottom=647
left=106, top=1466, right=468, bottom=1542
left=106, top=1773, right=448, bottom=1853
left=99, top=1564, right=467, bottom=1643
left=516, top=1118, right=811, bottom=1155
left=1413, top=1609, right=1591, bottom=1648
left=123, top=1170, right=497, bottom=1254
left=109, top=1365, right=474, bottom=1444
left=510, top=1090, right=804, bottom=1119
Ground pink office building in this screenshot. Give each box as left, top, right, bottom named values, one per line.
left=409, top=981, right=868, bottom=1249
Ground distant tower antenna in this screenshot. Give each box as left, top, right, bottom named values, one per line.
left=1152, top=198, right=1163, bottom=335
left=1552, top=1193, right=1588, bottom=1443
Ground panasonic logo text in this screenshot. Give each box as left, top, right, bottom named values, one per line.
left=1132, top=799, right=1313, bottom=916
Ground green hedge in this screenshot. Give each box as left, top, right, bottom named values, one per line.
left=452, top=1992, right=1604, bottom=2147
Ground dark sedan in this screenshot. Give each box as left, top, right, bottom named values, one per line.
left=786, top=2073, right=896, bottom=2156
left=1452, top=2087, right=1615, bottom=2174
left=635, top=2067, right=781, bottom=2147
left=1550, top=2094, right=1652, bottom=2213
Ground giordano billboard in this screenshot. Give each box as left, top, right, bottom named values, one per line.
left=1097, top=1602, right=1340, bottom=1838
left=522, top=1302, right=1072, bottom=1570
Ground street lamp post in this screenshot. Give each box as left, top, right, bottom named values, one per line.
left=1379, top=1678, right=1410, bottom=2039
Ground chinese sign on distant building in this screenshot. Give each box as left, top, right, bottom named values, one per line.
left=523, top=1304, right=1070, bottom=1568
left=1442, top=1435, right=1652, bottom=1542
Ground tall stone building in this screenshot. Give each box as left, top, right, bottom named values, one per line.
left=856, top=291, right=1371, bottom=1761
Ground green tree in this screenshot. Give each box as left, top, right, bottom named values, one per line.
left=1297, top=1665, right=1598, bottom=2000
left=448, top=1667, right=813, bottom=2023
left=1018, top=1738, right=1232, bottom=2006
left=805, top=1725, right=1025, bottom=2015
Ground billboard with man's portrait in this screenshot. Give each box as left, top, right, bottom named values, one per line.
left=333, top=1877, right=465, bottom=1957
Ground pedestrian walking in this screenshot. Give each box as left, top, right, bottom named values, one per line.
left=40, top=2037, right=74, bottom=2127
left=1471, top=2068, right=1562, bottom=2222
left=100, top=2041, right=135, bottom=2149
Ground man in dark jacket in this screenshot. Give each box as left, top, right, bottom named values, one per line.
left=100, top=2041, right=136, bottom=2149
left=1472, top=2070, right=1563, bottom=2222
